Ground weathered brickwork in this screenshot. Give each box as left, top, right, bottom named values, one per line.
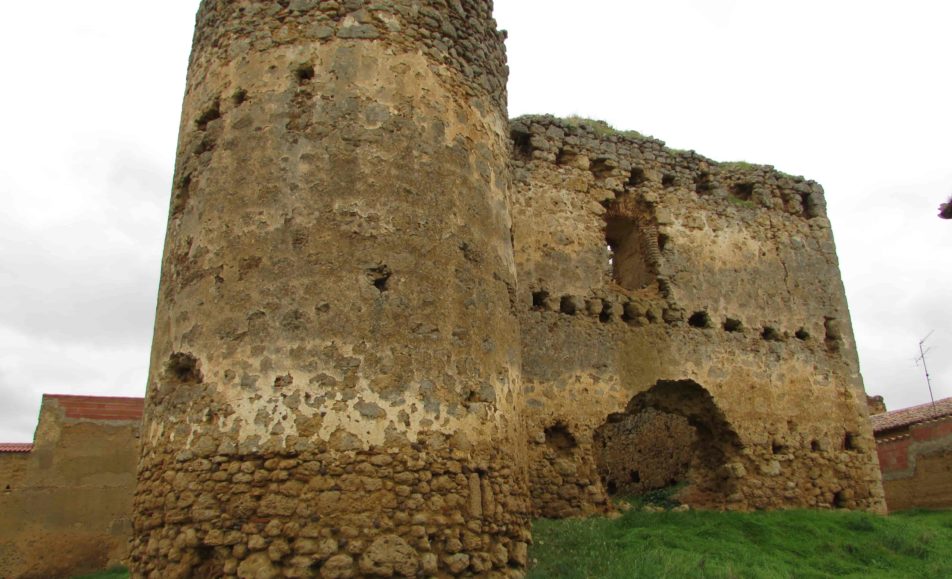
left=132, top=1, right=528, bottom=577
left=511, top=115, right=885, bottom=514
left=873, top=397, right=952, bottom=511
left=0, top=395, right=142, bottom=579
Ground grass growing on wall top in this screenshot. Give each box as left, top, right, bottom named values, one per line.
left=720, top=160, right=762, bottom=171
left=721, top=159, right=803, bottom=181
left=561, top=115, right=649, bottom=141
left=528, top=508, right=952, bottom=578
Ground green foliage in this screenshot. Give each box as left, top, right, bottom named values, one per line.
left=71, top=567, right=128, bottom=579
left=728, top=196, right=756, bottom=208
left=528, top=509, right=952, bottom=579
left=721, top=160, right=801, bottom=181
left=561, top=115, right=647, bottom=140
left=721, top=160, right=761, bottom=171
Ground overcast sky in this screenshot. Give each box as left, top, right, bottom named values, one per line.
left=0, top=0, right=949, bottom=441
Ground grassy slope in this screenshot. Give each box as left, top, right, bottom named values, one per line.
left=71, top=510, right=952, bottom=579
left=529, top=509, right=952, bottom=579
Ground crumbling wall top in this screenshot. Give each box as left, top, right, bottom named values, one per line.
left=190, top=0, right=509, bottom=109
left=511, top=114, right=828, bottom=221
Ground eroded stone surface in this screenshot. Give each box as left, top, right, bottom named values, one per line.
left=594, top=408, right=696, bottom=497
left=132, top=1, right=886, bottom=577
left=359, top=534, right=419, bottom=577
left=512, top=115, right=886, bottom=514
left=132, top=1, right=528, bottom=577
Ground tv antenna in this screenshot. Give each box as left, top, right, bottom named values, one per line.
left=914, top=331, right=937, bottom=414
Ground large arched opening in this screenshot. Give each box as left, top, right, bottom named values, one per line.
left=593, top=379, right=744, bottom=507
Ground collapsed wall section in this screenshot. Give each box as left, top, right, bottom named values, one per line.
left=132, top=2, right=529, bottom=577
left=511, top=115, right=885, bottom=514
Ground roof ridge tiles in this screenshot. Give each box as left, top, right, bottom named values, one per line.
left=0, top=443, right=34, bottom=453
left=871, top=396, right=952, bottom=433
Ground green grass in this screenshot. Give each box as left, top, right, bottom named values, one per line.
left=561, top=115, right=648, bottom=140
left=721, top=160, right=802, bottom=181
left=71, top=567, right=128, bottom=579
left=528, top=508, right=952, bottom=579
left=71, top=509, right=952, bottom=579
left=720, top=161, right=761, bottom=171
left=728, top=196, right=756, bottom=208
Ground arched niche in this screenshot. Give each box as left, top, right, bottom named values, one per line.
left=594, top=379, right=744, bottom=507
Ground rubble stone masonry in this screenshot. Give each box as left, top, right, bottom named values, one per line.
left=510, top=115, right=885, bottom=515
left=131, top=1, right=529, bottom=577
left=132, top=1, right=885, bottom=577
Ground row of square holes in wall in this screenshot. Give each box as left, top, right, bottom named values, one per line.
left=518, top=139, right=815, bottom=215
left=559, top=152, right=765, bottom=205
left=531, top=291, right=662, bottom=325
left=563, top=150, right=816, bottom=218
left=532, top=295, right=827, bottom=346
left=548, top=148, right=675, bottom=189
left=689, top=311, right=813, bottom=342
left=774, top=433, right=862, bottom=456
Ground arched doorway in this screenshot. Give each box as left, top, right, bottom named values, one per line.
left=593, top=379, right=744, bottom=508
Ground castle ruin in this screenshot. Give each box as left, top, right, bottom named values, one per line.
left=131, top=1, right=885, bottom=577
left=511, top=115, right=885, bottom=518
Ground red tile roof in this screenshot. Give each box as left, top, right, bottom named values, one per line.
left=0, top=443, right=33, bottom=453
left=871, top=397, right=952, bottom=434
left=44, top=394, right=144, bottom=422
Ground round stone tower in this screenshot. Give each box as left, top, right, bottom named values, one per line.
left=130, top=1, right=529, bottom=576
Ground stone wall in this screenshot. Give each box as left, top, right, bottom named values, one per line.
left=0, top=395, right=143, bottom=579
left=132, top=1, right=529, bottom=577
left=867, top=395, right=887, bottom=416
left=594, top=408, right=696, bottom=498
left=130, top=1, right=887, bottom=575
left=511, top=115, right=885, bottom=514
left=873, top=398, right=952, bottom=511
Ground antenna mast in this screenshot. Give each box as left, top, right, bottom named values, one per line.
left=915, top=331, right=937, bottom=414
